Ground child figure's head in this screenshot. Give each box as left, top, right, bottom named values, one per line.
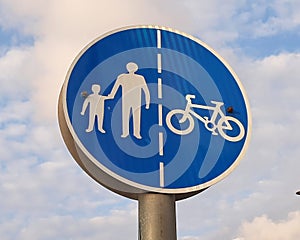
left=91, top=84, right=101, bottom=93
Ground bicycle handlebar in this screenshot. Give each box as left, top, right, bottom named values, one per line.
left=186, top=94, right=196, bottom=102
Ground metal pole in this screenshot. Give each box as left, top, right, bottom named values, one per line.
left=138, top=193, right=177, bottom=240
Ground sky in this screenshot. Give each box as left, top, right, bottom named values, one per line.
left=0, top=0, right=300, bottom=239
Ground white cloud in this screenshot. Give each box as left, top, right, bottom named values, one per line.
left=236, top=211, right=300, bottom=240
left=232, top=0, right=300, bottom=38
left=0, top=47, right=34, bottom=98
left=180, top=237, right=201, bottom=240
left=0, top=204, right=137, bottom=240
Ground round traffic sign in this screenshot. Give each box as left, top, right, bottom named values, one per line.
left=59, top=25, right=251, bottom=197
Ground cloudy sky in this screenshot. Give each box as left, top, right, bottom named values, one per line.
left=1, top=0, right=300, bottom=239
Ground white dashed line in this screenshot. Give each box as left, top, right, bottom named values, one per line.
left=159, top=161, right=164, bottom=187
left=158, top=77, right=162, bottom=99
left=157, top=29, right=161, bottom=49
left=158, top=104, right=163, bottom=126
left=157, top=53, right=162, bottom=74
left=157, top=30, right=164, bottom=184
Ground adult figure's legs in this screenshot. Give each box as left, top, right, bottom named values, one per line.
left=97, top=113, right=105, bottom=133
left=121, top=100, right=130, bottom=138
left=133, top=106, right=142, bottom=139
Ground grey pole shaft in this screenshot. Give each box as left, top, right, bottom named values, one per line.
left=138, top=193, right=177, bottom=240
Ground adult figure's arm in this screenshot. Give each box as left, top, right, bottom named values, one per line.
left=141, top=77, right=150, bottom=109
left=108, top=76, right=122, bottom=99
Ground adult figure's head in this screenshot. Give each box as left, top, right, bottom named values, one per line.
left=126, top=62, right=138, bottom=73
left=91, top=84, right=101, bottom=93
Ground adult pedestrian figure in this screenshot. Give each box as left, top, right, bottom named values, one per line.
left=109, top=62, right=150, bottom=139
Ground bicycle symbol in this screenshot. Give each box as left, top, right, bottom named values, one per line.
left=166, top=94, right=245, bottom=142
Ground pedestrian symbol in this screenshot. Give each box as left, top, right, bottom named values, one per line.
left=108, top=62, right=150, bottom=139
left=80, top=62, right=150, bottom=139
left=80, top=84, right=108, bottom=133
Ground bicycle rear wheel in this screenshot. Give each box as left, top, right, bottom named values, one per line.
left=217, top=116, right=245, bottom=142
left=166, top=109, right=194, bottom=135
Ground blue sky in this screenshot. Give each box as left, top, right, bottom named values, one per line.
left=1, top=1, right=300, bottom=239
left=0, top=27, right=33, bottom=50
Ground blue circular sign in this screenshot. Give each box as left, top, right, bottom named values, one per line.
left=62, top=26, right=251, bottom=195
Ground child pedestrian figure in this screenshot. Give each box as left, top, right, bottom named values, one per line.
left=81, top=84, right=108, bottom=133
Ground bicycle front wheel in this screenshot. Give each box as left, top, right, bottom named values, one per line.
left=217, top=116, right=245, bottom=142
left=166, top=109, right=194, bottom=135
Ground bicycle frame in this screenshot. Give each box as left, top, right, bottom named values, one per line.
left=181, top=95, right=227, bottom=134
